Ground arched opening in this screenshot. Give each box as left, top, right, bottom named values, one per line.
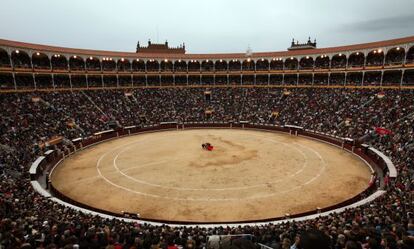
left=242, top=59, right=255, bottom=71
left=102, top=58, right=116, bottom=71
left=132, top=59, right=145, bottom=72
left=86, top=56, right=101, bottom=71
left=117, top=58, right=131, bottom=72
left=0, top=49, right=11, bottom=67
left=146, top=60, right=160, bottom=72
left=314, top=55, right=330, bottom=69
left=174, top=60, right=187, bottom=72
left=51, top=54, right=68, bottom=70
left=406, top=46, right=414, bottom=64
left=228, top=59, right=241, bottom=71
left=11, top=50, right=31, bottom=68
left=188, top=60, right=200, bottom=72
left=160, top=59, right=173, bottom=72
left=214, top=60, right=227, bottom=71
left=299, top=56, right=314, bottom=70
left=330, top=53, right=347, bottom=68
left=32, top=52, right=50, bottom=69
left=348, top=52, right=365, bottom=68
left=256, top=59, right=269, bottom=71
left=69, top=56, right=85, bottom=71
left=270, top=58, right=283, bottom=70
left=201, top=60, right=214, bottom=72
left=284, top=57, right=298, bottom=70
left=385, top=47, right=405, bottom=65
left=366, top=49, right=384, bottom=67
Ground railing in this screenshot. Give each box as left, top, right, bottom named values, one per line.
left=33, top=122, right=394, bottom=225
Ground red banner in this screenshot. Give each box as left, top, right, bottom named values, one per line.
left=375, top=127, right=392, bottom=136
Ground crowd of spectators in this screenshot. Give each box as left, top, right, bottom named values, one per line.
left=0, top=87, right=413, bottom=248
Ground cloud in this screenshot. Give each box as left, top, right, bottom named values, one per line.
left=341, top=14, right=414, bottom=32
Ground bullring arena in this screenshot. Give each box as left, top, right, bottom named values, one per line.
left=1, top=4, right=414, bottom=245
left=51, top=128, right=371, bottom=223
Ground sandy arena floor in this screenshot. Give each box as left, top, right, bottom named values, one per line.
left=51, top=129, right=372, bottom=223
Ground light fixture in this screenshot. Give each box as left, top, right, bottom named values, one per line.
left=15, top=50, right=19, bottom=54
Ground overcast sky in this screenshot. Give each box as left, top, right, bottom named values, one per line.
left=0, top=0, right=413, bottom=54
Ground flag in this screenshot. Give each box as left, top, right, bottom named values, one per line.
left=375, top=127, right=392, bottom=136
